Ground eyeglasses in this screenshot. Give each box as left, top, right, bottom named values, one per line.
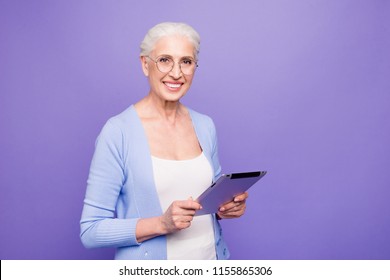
left=146, top=55, right=198, bottom=75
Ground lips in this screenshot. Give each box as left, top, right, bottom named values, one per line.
left=163, top=82, right=183, bottom=90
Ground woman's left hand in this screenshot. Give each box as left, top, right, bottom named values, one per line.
left=217, top=192, right=249, bottom=219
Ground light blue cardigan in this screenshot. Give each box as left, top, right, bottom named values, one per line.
left=80, top=105, right=230, bottom=259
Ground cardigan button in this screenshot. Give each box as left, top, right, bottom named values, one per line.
left=144, top=251, right=148, bottom=257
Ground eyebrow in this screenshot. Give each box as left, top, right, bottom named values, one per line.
left=157, top=54, right=196, bottom=60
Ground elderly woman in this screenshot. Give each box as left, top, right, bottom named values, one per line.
left=80, top=22, right=248, bottom=260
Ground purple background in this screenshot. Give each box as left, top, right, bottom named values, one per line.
left=1, top=0, right=389, bottom=260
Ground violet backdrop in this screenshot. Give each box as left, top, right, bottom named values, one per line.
left=1, top=0, right=389, bottom=259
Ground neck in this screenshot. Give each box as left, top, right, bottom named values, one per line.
left=136, top=94, right=185, bottom=124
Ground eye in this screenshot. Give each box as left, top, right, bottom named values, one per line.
left=158, top=56, right=172, bottom=64
left=181, top=59, right=193, bottom=65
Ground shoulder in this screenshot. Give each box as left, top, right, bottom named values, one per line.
left=186, top=106, right=218, bottom=145
left=97, top=105, right=140, bottom=143
left=187, top=107, right=215, bottom=130
left=106, top=105, right=138, bottom=129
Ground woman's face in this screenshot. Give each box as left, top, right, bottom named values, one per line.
left=141, top=35, right=196, bottom=103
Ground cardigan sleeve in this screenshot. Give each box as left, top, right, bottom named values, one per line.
left=210, top=118, right=222, bottom=180
left=80, top=120, right=140, bottom=248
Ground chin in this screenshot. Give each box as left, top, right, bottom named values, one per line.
left=162, top=90, right=187, bottom=102
left=163, top=94, right=185, bottom=103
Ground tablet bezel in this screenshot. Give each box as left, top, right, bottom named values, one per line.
left=195, top=171, right=267, bottom=216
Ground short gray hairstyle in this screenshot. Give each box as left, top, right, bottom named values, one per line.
left=140, top=22, right=201, bottom=60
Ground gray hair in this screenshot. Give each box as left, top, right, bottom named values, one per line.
left=140, top=22, right=200, bottom=60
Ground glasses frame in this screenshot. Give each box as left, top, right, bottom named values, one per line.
left=146, top=55, right=198, bottom=75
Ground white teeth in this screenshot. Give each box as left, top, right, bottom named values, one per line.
left=165, top=82, right=181, bottom=88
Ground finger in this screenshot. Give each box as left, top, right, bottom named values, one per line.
left=179, top=219, right=193, bottom=229
left=171, top=206, right=197, bottom=217
left=219, top=192, right=248, bottom=211
left=218, top=206, right=246, bottom=219
left=233, top=192, right=249, bottom=202
left=172, top=217, right=193, bottom=230
left=219, top=201, right=241, bottom=212
left=220, top=200, right=247, bottom=215
left=217, top=211, right=239, bottom=219
left=173, top=213, right=194, bottom=223
left=187, top=196, right=203, bottom=210
left=167, top=210, right=195, bottom=229
left=176, top=199, right=202, bottom=211
left=227, top=203, right=246, bottom=213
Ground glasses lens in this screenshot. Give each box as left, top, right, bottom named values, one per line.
left=180, top=59, right=196, bottom=75
left=155, top=56, right=197, bottom=75
left=156, top=56, right=173, bottom=73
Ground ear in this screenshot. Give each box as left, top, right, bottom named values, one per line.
left=140, top=56, right=149, bottom=76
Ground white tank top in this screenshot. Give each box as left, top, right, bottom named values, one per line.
left=151, top=152, right=216, bottom=260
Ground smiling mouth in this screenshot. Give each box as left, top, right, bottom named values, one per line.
left=164, top=82, right=183, bottom=89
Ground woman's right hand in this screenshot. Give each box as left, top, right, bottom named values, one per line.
left=159, top=198, right=202, bottom=234
left=135, top=198, right=202, bottom=243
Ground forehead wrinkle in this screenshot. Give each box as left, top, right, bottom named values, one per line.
left=151, top=36, right=195, bottom=60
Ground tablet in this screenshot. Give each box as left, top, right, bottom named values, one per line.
left=195, top=171, right=267, bottom=216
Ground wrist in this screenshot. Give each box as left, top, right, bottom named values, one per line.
left=157, top=215, right=169, bottom=235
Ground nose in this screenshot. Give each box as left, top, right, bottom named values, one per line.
left=169, top=61, right=183, bottom=78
